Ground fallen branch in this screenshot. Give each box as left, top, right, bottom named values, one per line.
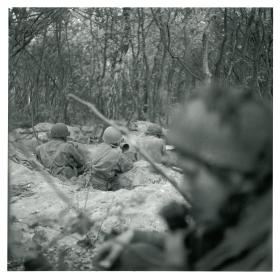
left=68, top=94, right=191, bottom=206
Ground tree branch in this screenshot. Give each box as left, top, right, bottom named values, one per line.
left=214, top=9, right=228, bottom=78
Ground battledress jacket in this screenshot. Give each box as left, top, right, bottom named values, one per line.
left=87, top=143, right=133, bottom=190
left=36, top=139, right=85, bottom=178
left=137, top=136, right=166, bottom=163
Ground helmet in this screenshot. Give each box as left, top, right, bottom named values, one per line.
left=146, top=124, right=163, bottom=137
left=102, top=126, right=123, bottom=145
left=168, top=86, right=272, bottom=174
left=50, top=123, right=70, bottom=139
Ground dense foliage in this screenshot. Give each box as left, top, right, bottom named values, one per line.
left=9, top=8, right=273, bottom=129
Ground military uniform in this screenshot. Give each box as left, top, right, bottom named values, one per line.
left=137, top=136, right=166, bottom=163
left=87, top=143, right=133, bottom=191
left=36, top=139, right=85, bottom=179
left=136, top=124, right=167, bottom=164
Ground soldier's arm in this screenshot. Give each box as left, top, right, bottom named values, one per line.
left=117, top=153, right=134, bottom=173
left=131, top=230, right=165, bottom=250
left=67, top=143, right=85, bottom=167
left=97, top=229, right=165, bottom=269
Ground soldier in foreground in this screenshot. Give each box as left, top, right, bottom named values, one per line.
left=86, top=126, right=133, bottom=191
left=35, top=123, right=85, bottom=179
left=95, top=86, right=272, bottom=271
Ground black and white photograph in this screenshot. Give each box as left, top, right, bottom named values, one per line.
left=6, top=3, right=274, bottom=273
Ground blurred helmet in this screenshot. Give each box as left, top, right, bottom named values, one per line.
left=50, top=123, right=70, bottom=139
left=168, top=86, right=272, bottom=174
left=102, top=126, right=123, bottom=145
left=146, top=124, right=163, bottom=138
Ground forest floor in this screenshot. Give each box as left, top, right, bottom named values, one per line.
left=8, top=121, right=184, bottom=270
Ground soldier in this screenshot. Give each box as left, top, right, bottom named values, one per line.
left=36, top=123, right=85, bottom=179
left=86, top=126, right=134, bottom=191
left=137, top=124, right=167, bottom=164
left=95, top=86, right=272, bottom=271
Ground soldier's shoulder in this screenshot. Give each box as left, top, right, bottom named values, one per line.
left=144, top=135, right=164, bottom=145
left=155, top=137, right=165, bottom=144
left=44, top=140, right=70, bottom=152
left=94, top=142, right=111, bottom=153
left=110, top=146, right=122, bottom=157
left=98, top=142, right=110, bottom=149
left=37, top=140, right=52, bottom=150
left=139, top=135, right=154, bottom=142
left=94, top=143, right=120, bottom=158
left=64, top=141, right=79, bottom=151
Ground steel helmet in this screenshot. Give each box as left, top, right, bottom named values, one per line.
left=102, top=126, right=123, bottom=145
left=168, top=86, right=272, bottom=174
left=146, top=124, right=163, bottom=137
left=50, top=123, right=70, bottom=139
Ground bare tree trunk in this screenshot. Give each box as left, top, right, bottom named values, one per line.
left=250, top=9, right=264, bottom=97
left=96, top=10, right=110, bottom=116
left=214, top=8, right=228, bottom=79
left=32, top=25, right=48, bottom=123
left=55, top=15, right=69, bottom=124
left=202, top=31, right=212, bottom=84
left=139, top=9, right=150, bottom=119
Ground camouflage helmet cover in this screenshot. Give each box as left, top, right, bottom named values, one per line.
left=50, top=123, right=70, bottom=139
left=168, top=87, right=272, bottom=173
left=102, top=126, right=123, bottom=145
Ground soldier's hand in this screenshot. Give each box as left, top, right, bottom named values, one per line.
left=96, top=240, right=125, bottom=269
left=96, top=229, right=134, bottom=269
left=165, top=230, right=189, bottom=269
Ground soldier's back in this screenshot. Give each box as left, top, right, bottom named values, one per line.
left=137, top=136, right=165, bottom=163
left=90, top=143, right=122, bottom=180
left=36, top=139, right=65, bottom=169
